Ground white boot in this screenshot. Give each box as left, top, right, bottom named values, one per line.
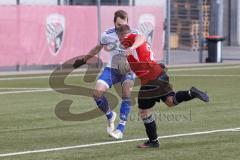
left=109, top=129, right=123, bottom=140
left=106, top=112, right=117, bottom=135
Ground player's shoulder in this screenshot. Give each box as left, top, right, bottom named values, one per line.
left=130, top=29, right=140, bottom=34
left=126, top=30, right=139, bottom=38
left=100, top=27, right=117, bottom=45
left=103, top=27, right=116, bottom=35
left=126, top=29, right=140, bottom=38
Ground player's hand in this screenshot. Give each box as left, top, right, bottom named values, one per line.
left=73, top=58, right=86, bottom=69
left=125, top=48, right=134, bottom=56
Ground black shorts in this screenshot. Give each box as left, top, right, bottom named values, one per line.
left=138, top=73, right=174, bottom=109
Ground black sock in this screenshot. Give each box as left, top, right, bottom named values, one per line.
left=142, top=115, right=158, bottom=141
left=173, top=91, right=194, bottom=105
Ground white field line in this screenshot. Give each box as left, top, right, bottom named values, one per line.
left=0, top=127, right=239, bottom=158
left=0, top=88, right=67, bottom=95
left=169, top=74, right=240, bottom=77
left=169, top=65, right=240, bottom=71
left=0, top=89, right=53, bottom=94
left=0, top=87, right=50, bottom=90
left=0, top=65, right=240, bottom=81
left=0, top=75, right=54, bottom=81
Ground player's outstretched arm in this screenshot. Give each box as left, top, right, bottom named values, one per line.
left=73, top=44, right=103, bottom=68
left=84, top=44, right=104, bottom=62
left=125, top=35, right=146, bottom=56
left=131, top=34, right=146, bottom=49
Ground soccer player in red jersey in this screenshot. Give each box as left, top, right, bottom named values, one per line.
left=115, top=24, right=209, bottom=148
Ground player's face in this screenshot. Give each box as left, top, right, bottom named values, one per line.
left=117, top=31, right=130, bottom=43
left=114, top=17, right=128, bottom=28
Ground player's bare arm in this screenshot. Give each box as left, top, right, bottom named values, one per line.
left=125, top=34, right=146, bottom=56
left=131, top=34, right=146, bottom=49
left=73, top=44, right=103, bottom=68
left=84, top=44, right=104, bottom=62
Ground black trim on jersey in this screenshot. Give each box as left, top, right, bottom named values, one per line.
left=100, top=41, right=108, bottom=45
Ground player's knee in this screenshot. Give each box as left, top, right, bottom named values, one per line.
left=122, top=81, right=133, bottom=98
left=122, top=90, right=132, bottom=98
left=139, top=109, right=150, bottom=119
left=93, top=89, right=104, bottom=99
left=164, top=96, right=175, bottom=107
left=94, top=81, right=108, bottom=99
left=123, top=80, right=134, bottom=88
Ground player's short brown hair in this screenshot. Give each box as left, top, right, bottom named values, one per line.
left=114, top=10, right=128, bottom=23
left=116, top=24, right=130, bottom=34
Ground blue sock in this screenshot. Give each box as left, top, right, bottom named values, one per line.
left=117, top=121, right=126, bottom=133
left=95, top=96, right=112, bottom=120
left=117, top=99, right=131, bottom=133
left=106, top=110, right=113, bottom=120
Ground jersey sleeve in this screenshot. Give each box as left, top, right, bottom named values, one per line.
left=99, top=28, right=117, bottom=45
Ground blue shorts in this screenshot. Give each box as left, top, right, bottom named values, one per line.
left=98, top=67, right=135, bottom=88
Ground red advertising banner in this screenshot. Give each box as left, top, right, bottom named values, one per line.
left=0, top=6, right=164, bottom=67
left=0, top=6, right=98, bottom=66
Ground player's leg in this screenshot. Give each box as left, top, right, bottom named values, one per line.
left=163, top=87, right=209, bottom=107
left=137, top=86, right=160, bottom=148
left=93, top=81, right=114, bottom=118
left=110, top=79, right=133, bottom=139
left=157, top=71, right=209, bottom=107
left=108, top=73, right=134, bottom=139
left=137, top=108, right=159, bottom=148
left=93, top=67, right=117, bottom=134
left=118, top=80, right=133, bottom=132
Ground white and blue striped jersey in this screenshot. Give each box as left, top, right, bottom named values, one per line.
left=100, top=27, right=139, bottom=69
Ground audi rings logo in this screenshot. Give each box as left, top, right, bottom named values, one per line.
left=46, top=14, right=65, bottom=56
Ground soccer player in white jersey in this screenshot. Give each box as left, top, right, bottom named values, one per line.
left=73, top=10, right=136, bottom=139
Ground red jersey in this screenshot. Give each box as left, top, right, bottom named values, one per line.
left=121, top=33, right=163, bottom=84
